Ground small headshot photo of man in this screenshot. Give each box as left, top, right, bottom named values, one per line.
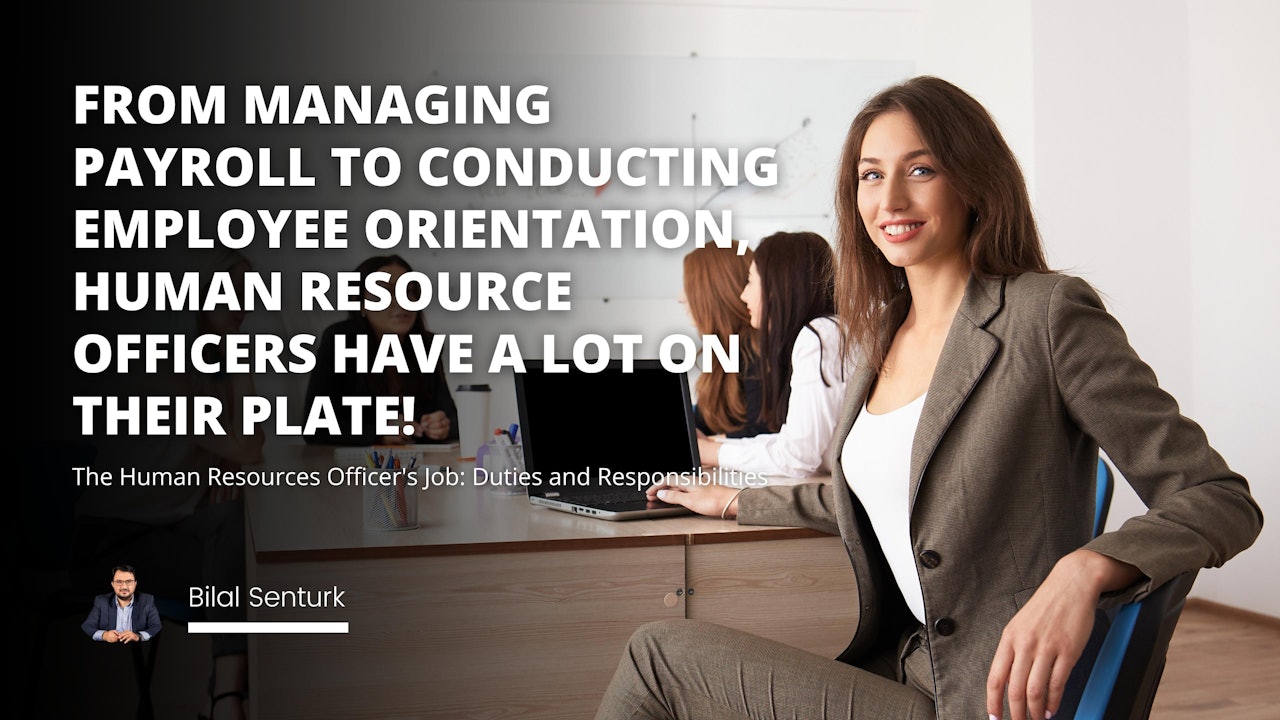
left=81, top=565, right=162, bottom=644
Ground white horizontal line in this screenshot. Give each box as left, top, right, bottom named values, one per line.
left=188, top=622, right=349, bottom=634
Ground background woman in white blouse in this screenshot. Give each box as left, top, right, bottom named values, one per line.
left=697, top=231, right=852, bottom=478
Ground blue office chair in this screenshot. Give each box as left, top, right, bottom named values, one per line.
left=1063, top=456, right=1195, bottom=720
left=1073, top=569, right=1198, bottom=720
left=1095, top=458, right=1114, bottom=538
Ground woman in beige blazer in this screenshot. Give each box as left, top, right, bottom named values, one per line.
left=596, top=76, right=1263, bottom=720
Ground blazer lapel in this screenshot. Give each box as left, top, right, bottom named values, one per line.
left=909, top=274, right=1005, bottom=509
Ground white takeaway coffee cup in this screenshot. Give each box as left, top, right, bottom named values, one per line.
left=455, top=384, right=492, bottom=460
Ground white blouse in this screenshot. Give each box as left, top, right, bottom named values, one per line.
left=841, top=392, right=928, bottom=624
left=715, top=316, right=850, bottom=478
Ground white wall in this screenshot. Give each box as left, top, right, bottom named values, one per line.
left=1183, top=0, right=1280, bottom=614
left=918, top=0, right=1036, bottom=198
left=1029, top=0, right=1277, bottom=615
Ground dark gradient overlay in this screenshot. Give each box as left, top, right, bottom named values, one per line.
left=32, top=3, right=641, bottom=718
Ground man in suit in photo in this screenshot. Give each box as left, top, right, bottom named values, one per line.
left=81, top=565, right=162, bottom=643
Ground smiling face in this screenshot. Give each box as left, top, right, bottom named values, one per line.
left=739, top=261, right=763, bottom=329
left=364, top=263, right=418, bottom=337
left=856, top=110, right=971, bottom=275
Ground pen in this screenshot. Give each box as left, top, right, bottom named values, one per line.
left=395, top=475, right=407, bottom=526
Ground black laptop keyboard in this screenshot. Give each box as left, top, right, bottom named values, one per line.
left=571, top=490, right=652, bottom=508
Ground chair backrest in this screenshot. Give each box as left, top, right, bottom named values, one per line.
left=1073, top=569, right=1198, bottom=720
left=1095, top=458, right=1115, bottom=538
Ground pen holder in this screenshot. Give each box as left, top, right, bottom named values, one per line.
left=363, top=478, right=420, bottom=531
left=477, top=436, right=526, bottom=495
left=336, top=447, right=424, bottom=531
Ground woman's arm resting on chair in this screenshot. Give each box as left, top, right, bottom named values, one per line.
left=986, top=548, right=1141, bottom=720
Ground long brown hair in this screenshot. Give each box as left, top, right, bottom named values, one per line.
left=834, top=76, right=1049, bottom=370
left=683, top=245, right=757, bottom=434
left=754, top=231, right=838, bottom=431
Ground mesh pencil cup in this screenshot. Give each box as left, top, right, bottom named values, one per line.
left=363, top=479, right=419, bottom=531
left=335, top=447, right=423, bottom=531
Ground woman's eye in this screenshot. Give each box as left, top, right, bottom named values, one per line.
left=909, top=166, right=935, bottom=177
left=859, top=170, right=883, bottom=181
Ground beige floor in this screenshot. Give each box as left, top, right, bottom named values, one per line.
left=1151, top=602, right=1280, bottom=719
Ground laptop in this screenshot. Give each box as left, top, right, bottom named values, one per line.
left=514, top=358, right=699, bottom=520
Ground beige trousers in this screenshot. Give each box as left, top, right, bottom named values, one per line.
left=595, top=619, right=936, bottom=720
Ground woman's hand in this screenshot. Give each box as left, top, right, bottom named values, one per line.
left=986, top=549, right=1141, bottom=720
left=646, top=477, right=741, bottom=518
left=416, top=411, right=451, bottom=441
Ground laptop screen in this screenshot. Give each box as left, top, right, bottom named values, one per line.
left=514, top=359, right=700, bottom=494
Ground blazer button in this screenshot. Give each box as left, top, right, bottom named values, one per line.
left=934, top=617, right=956, bottom=636
left=918, top=550, right=941, bottom=569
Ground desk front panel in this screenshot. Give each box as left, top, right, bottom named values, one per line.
left=685, top=535, right=860, bottom=659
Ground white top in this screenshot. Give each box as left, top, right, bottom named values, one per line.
left=841, top=392, right=927, bottom=624
left=716, top=316, right=851, bottom=478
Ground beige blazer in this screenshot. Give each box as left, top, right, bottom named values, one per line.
left=738, top=271, right=1263, bottom=719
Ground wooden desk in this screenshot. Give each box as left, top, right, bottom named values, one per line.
left=246, top=445, right=858, bottom=719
